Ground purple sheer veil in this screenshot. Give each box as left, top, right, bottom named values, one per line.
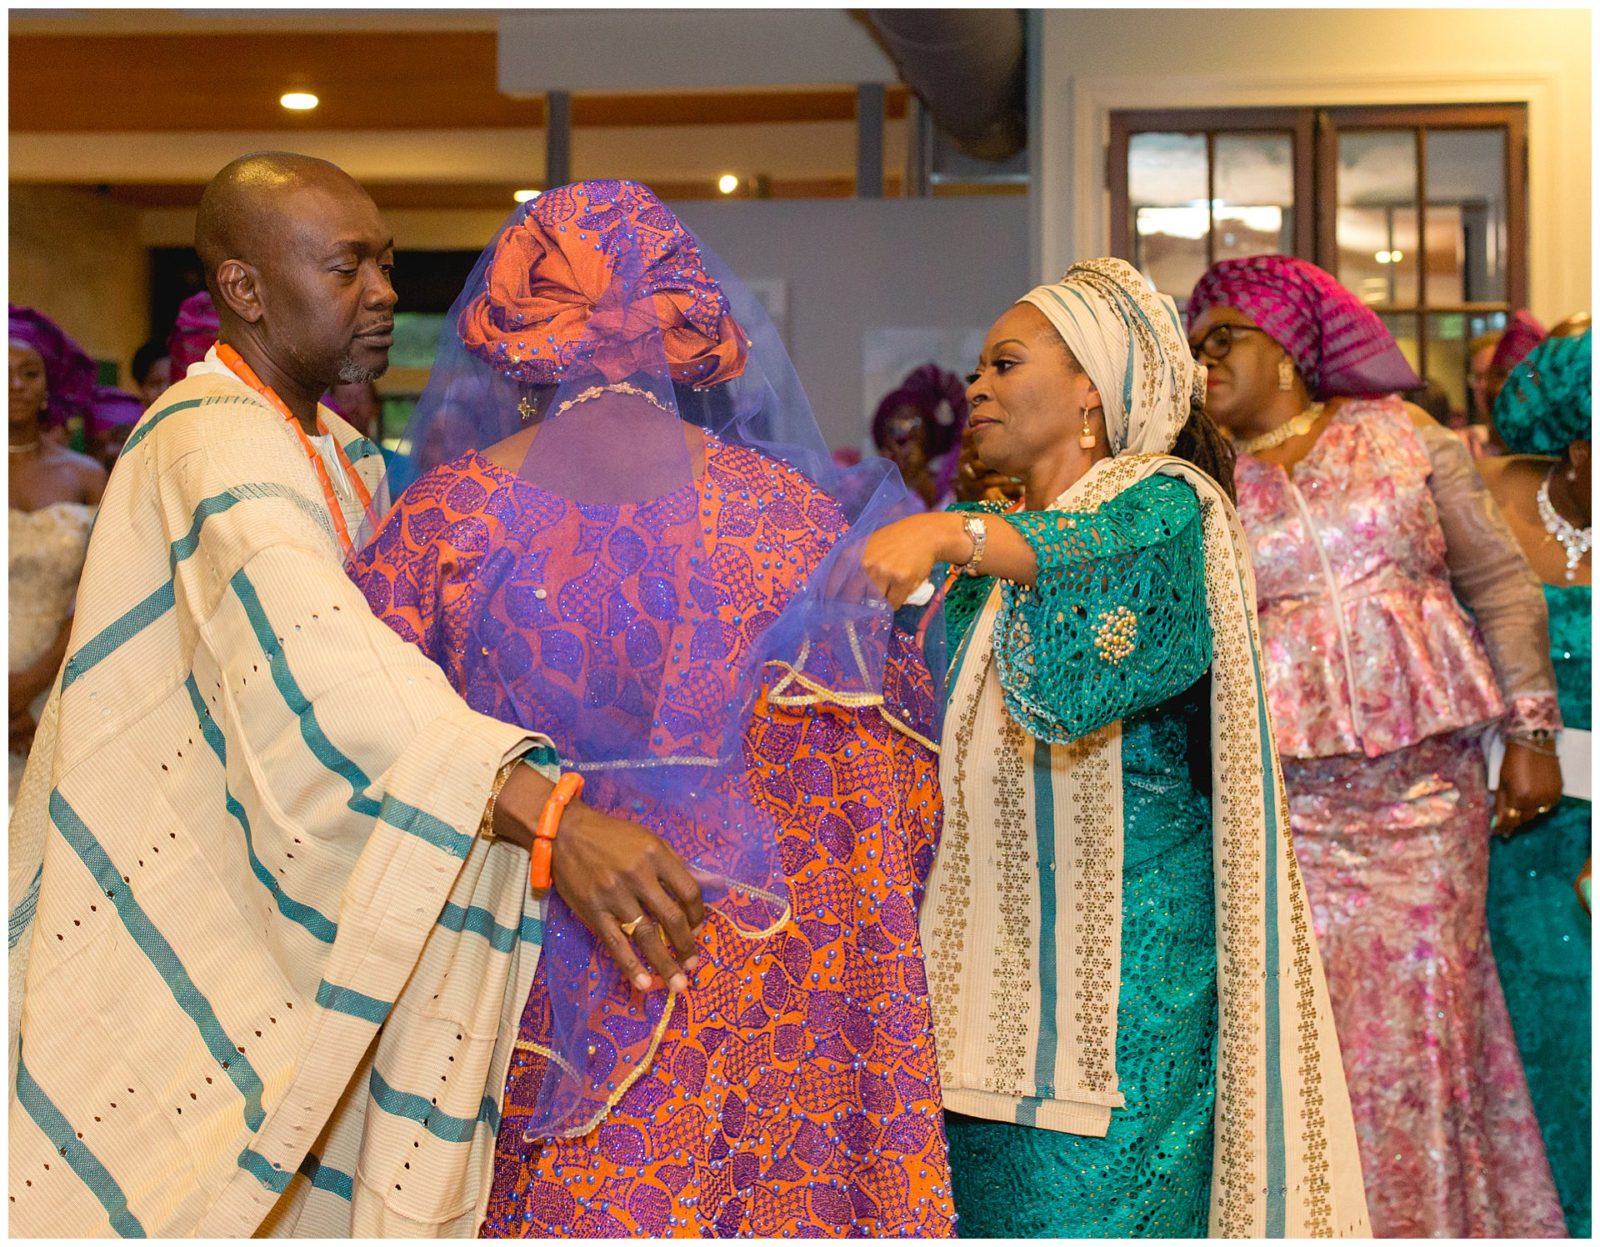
left=352, top=182, right=941, bottom=1138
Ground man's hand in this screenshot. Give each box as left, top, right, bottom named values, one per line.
left=495, top=763, right=705, bottom=992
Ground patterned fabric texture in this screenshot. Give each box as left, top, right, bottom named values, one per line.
left=1235, top=397, right=1560, bottom=758
left=924, top=454, right=1370, bottom=1236
left=8, top=354, right=551, bottom=1236
left=1487, top=581, right=1592, bottom=1235
left=349, top=440, right=955, bottom=1237
left=1186, top=255, right=1420, bottom=399
left=456, top=179, right=747, bottom=389
left=1493, top=328, right=1593, bottom=457
left=1286, top=731, right=1566, bottom=1237
left=942, top=680, right=1218, bottom=1238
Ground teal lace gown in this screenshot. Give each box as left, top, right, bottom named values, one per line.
left=939, top=476, right=1219, bottom=1238
left=1486, top=582, right=1591, bottom=1236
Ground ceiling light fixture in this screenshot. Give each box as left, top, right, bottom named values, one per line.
left=717, top=174, right=740, bottom=195
left=514, top=189, right=541, bottom=204
left=280, top=92, right=319, bottom=112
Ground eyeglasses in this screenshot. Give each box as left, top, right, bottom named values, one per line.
left=1189, top=323, right=1269, bottom=364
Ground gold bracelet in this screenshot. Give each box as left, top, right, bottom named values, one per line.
left=478, top=756, right=523, bottom=842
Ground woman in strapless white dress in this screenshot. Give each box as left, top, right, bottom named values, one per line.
left=9, top=310, right=108, bottom=800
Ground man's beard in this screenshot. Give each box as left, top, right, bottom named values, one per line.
left=337, top=353, right=388, bottom=385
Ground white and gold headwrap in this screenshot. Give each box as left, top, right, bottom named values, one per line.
left=1019, top=257, right=1204, bottom=457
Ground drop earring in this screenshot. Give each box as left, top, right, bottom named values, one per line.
left=1277, top=358, right=1295, bottom=391
left=1079, top=405, right=1099, bottom=450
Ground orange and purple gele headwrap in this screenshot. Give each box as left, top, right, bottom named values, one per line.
left=9, top=303, right=97, bottom=429
left=1187, top=255, right=1420, bottom=399
left=456, top=179, right=748, bottom=389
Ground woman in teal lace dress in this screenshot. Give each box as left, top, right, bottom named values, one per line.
left=1481, top=327, right=1592, bottom=1235
left=863, top=259, right=1371, bottom=1237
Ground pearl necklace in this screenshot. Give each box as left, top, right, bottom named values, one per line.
left=1233, top=403, right=1326, bottom=455
left=1537, top=463, right=1591, bottom=581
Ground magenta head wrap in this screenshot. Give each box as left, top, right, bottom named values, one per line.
left=167, top=291, right=220, bottom=382
left=1488, top=309, right=1545, bottom=376
left=86, top=385, right=144, bottom=435
left=1186, top=255, right=1419, bottom=399
left=9, top=303, right=97, bottom=429
left=871, top=363, right=967, bottom=458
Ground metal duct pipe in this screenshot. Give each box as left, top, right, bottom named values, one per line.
left=861, top=9, right=1026, bottom=162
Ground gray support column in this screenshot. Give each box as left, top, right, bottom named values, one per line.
left=904, top=94, right=931, bottom=198
left=856, top=82, right=885, bottom=199
left=546, top=90, right=571, bottom=188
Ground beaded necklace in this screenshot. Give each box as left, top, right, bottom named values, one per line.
left=1233, top=403, right=1326, bottom=455
left=1537, top=462, right=1591, bottom=581
left=216, top=343, right=373, bottom=553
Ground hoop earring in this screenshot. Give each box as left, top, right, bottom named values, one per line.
left=1079, top=405, right=1099, bottom=450
left=1277, top=358, right=1295, bottom=391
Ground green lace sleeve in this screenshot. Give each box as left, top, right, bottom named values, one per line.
left=993, top=474, right=1211, bottom=744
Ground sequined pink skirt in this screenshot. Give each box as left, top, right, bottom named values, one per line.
left=1284, top=730, right=1566, bottom=1238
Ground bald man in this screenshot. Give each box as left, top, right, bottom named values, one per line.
left=8, top=153, right=702, bottom=1237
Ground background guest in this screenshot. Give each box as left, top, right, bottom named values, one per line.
left=1469, top=327, right=1504, bottom=423
left=130, top=337, right=172, bottom=408
left=322, top=378, right=382, bottom=440
left=1187, top=255, right=1566, bottom=1238
left=84, top=384, right=143, bottom=470
left=871, top=362, right=966, bottom=508
left=9, top=305, right=106, bottom=798
left=1479, top=327, right=1592, bottom=1236
left=167, top=289, right=220, bottom=382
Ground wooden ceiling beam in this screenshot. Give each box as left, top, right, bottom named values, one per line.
left=10, top=33, right=909, bottom=133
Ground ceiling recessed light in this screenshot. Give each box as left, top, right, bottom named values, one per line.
left=717, top=174, right=739, bottom=195
left=280, top=92, right=319, bottom=112
left=514, top=188, right=541, bottom=204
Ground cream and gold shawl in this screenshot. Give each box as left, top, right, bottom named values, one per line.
left=8, top=351, right=550, bottom=1236
left=923, top=453, right=1369, bottom=1236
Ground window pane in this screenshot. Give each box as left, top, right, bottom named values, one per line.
left=1380, top=312, right=1421, bottom=378
left=1424, top=313, right=1472, bottom=424
left=1127, top=132, right=1209, bottom=304
left=1338, top=130, right=1419, bottom=307
left=1213, top=133, right=1295, bottom=262
left=1425, top=129, right=1508, bottom=304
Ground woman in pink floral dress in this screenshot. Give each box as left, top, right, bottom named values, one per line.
left=1186, top=256, right=1567, bottom=1237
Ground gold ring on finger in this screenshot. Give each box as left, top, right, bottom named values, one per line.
left=619, top=914, right=649, bottom=938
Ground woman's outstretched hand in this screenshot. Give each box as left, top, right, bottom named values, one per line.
left=862, top=512, right=970, bottom=609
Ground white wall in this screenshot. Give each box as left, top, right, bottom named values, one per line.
left=1034, top=7, right=1592, bottom=324
left=672, top=198, right=1029, bottom=448
left=140, top=196, right=1031, bottom=450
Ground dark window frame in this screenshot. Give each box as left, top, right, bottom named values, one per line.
left=1109, top=102, right=1529, bottom=384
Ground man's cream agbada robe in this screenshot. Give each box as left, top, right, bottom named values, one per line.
left=8, top=350, right=552, bottom=1236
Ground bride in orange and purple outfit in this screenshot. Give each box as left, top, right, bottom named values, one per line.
left=348, top=181, right=954, bottom=1237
